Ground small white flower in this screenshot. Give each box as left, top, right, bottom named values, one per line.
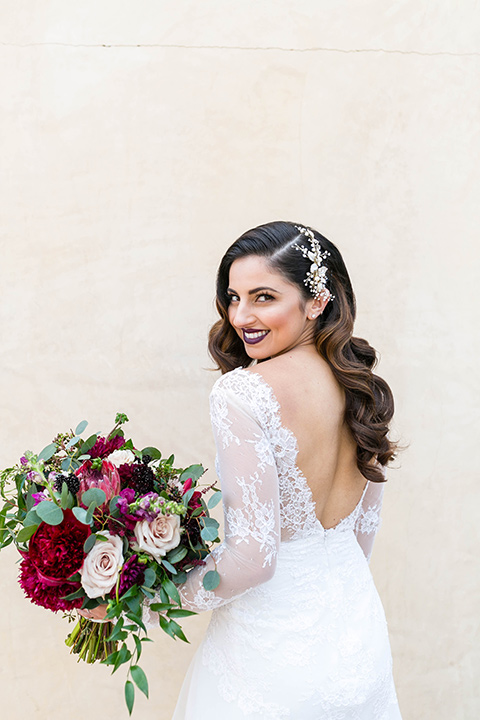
left=107, top=449, right=136, bottom=467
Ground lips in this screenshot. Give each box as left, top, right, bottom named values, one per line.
left=242, top=329, right=270, bottom=345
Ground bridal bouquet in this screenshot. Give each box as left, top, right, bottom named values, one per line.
left=0, top=413, right=222, bottom=714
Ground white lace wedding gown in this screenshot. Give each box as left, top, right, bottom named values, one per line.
left=168, top=368, right=402, bottom=719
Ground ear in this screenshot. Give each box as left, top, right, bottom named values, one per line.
left=307, top=292, right=331, bottom=320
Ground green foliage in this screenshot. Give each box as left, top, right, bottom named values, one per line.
left=35, top=501, right=64, bottom=526
left=81, top=488, right=106, bottom=508
left=203, top=570, right=221, bottom=591
left=207, top=491, right=222, bottom=509
left=124, top=680, right=135, bottom=715
left=16, top=524, right=38, bottom=543
left=131, top=665, right=149, bottom=698
left=75, top=420, right=88, bottom=435
left=37, top=443, right=57, bottom=462
left=72, top=507, right=90, bottom=525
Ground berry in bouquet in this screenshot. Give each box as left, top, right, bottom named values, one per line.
left=0, top=413, right=222, bottom=714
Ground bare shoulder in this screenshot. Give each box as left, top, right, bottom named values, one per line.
left=245, top=351, right=344, bottom=418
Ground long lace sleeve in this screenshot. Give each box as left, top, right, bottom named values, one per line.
left=174, top=378, right=280, bottom=612
left=354, top=480, right=385, bottom=562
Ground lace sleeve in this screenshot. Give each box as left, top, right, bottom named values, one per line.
left=145, top=377, right=280, bottom=620
left=354, top=480, right=385, bottom=563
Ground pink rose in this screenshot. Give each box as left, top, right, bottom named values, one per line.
left=81, top=532, right=124, bottom=598
left=133, top=514, right=181, bottom=559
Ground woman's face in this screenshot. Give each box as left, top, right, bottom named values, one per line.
left=227, top=255, right=317, bottom=360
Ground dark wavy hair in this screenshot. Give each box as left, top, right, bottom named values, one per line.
left=208, top=220, right=396, bottom=482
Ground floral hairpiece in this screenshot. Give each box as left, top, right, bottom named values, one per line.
left=293, top=225, right=333, bottom=302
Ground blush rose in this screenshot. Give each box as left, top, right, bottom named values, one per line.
left=81, top=532, right=124, bottom=598
left=133, top=514, right=181, bottom=560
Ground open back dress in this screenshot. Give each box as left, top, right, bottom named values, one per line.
left=163, top=368, right=402, bottom=719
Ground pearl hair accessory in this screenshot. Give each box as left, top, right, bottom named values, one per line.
left=293, top=225, right=333, bottom=303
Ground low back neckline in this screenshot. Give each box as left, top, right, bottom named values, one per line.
left=237, top=367, right=369, bottom=534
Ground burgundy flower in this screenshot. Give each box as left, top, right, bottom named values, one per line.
left=28, top=508, right=91, bottom=581
left=19, top=556, right=84, bottom=612
left=111, top=555, right=145, bottom=598
left=88, top=435, right=125, bottom=459
left=18, top=508, right=91, bottom=612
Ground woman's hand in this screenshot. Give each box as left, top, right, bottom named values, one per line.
left=78, top=604, right=109, bottom=622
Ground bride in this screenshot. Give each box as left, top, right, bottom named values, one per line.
left=165, top=221, right=402, bottom=719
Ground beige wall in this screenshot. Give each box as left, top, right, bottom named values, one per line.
left=1, top=2, right=478, bottom=718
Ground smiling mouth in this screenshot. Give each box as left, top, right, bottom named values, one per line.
left=242, top=329, right=270, bottom=345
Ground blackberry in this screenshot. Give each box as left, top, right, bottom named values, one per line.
left=54, top=473, right=80, bottom=496
left=130, top=464, right=154, bottom=495
left=141, top=454, right=152, bottom=465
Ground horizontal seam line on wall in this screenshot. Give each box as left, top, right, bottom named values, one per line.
left=0, top=42, right=478, bottom=56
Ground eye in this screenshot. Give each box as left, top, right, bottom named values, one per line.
left=227, top=293, right=239, bottom=303
left=256, top=293, right=274, bottom=302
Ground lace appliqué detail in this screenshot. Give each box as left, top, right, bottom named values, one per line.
left=210, top=390, right=240, bottom=449
left=357, top=505, right=382, bottom=535
left=225, top=472, right=278, bottom=567
left=213, top=369, right=320, bottom=541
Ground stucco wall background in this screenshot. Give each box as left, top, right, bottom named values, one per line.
left=0, top=2, right=478, bottom=719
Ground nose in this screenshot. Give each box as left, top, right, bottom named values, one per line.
left=230, top=299, right=255, bottom=328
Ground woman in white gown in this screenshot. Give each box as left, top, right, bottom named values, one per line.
left=168, top=221, right=402, bottom=719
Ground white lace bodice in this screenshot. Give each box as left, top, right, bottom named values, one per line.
left=155, top=367, right=386, bottom=616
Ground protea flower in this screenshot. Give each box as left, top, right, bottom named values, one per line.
left=76, top=460, right=121, bottom=511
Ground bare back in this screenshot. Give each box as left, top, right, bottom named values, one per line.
left=249, top=347, right=367, bottom=530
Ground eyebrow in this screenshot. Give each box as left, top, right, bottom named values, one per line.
left=227, top=286, right=281, bottom=295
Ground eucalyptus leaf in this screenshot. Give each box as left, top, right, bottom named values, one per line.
left=203, top=570, right=221, bottom=591
left=140, top=446, right=161, bottom=460
left=143, top=567, right=156, bottom=588
left=201, top=516, right=219, bottom=529
left=83, top=534, right=97, bottom=553
left=162, top=559, right=177, bottom=574
left=23, top=508, right=41, bottom=527
left=61, top=458, right=72, bottom=472
left=166, top=545, right=188, bottom=564
left=85, top=502, right=96, bottom=524
left=172, top=570, right=188, bottom=585
left=60, top=482, right=69, bottom=509
left=182, top=488, right=194, bottom=506
left=81, top=488, right=106, bottom=508
left=75, top=420, right=88, bottom=435
left=72, top=506, right=90, bottom=525
left=179, top=464, right=204, bottom=484
left=109, top=495, right=120, bottom=513
left=37, top=443, right=57, bottom=462
left=66, top=435, right=81, bottom=449
left=80, top=434, right=98, bottom=454
left=16, top=524, right=38, bottom=543
left=35, top=501, right=64, bottom=526
left=207, top=491, right=222, bottom=509
left=200, top=526, right=218, bottom=543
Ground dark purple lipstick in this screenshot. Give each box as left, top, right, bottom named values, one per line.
left=242, top=329, right=270, bottom=345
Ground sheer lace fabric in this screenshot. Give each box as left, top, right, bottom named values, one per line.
left=165, top=368, right=401, bottom=719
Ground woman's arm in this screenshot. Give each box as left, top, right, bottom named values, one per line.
left=354, top=480, right=385, bottom=562
left=144, top=383, right=280, bottom=626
